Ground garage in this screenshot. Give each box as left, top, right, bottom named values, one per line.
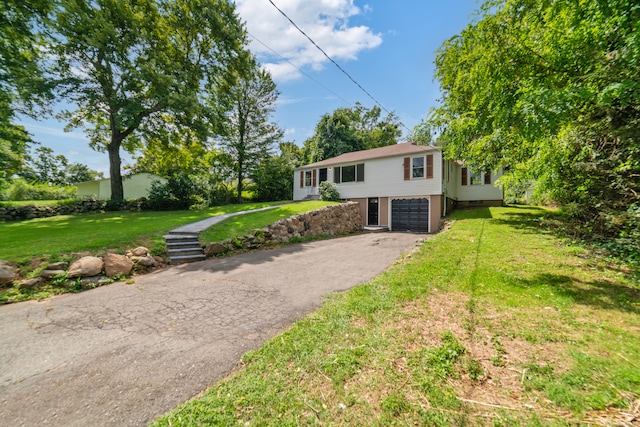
left=391, top=198, right=429, bottom=232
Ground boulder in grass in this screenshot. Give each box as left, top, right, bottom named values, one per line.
left=103, top=253, right=134, bottom=277
left=130, top=246, right=149, bottom=257
left=203, top=242, right=227, bottom=256
left=47, top=261, right=69, bottom=271
left=19, top=278, right=42, bottom=289
left=40, top=269, right=66, bottom=279
left=0, top=261, right=18, bottom=286
left=68, top=256, right=104, bottom=278
left=130, top=256, right=156, bottom=267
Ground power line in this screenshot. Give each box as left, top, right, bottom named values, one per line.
left=266, top=0, right=411, bottom=134
left=247, top=31, right=352, bottom=106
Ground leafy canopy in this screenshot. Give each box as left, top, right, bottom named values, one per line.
left=431, top=0, right=639, bottom=242
left=303, top=103, right=402, bottom=163
left=48, top=0, right=250, bottom=200
left=216, top=63, right=283, bottom=203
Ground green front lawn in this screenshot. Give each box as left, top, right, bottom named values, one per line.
left=152, top=206, right=640, bottom=426
left=0, top=201, right=289, bottom=263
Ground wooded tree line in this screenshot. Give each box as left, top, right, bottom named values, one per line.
left=431, top=0, right=639, bottom=260
left=1, top=0, right=403, bottom=205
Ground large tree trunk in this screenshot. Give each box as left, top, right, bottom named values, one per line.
left=108, top=139, right=124, bottom=201
left=236, top=162, right=243, bottom=204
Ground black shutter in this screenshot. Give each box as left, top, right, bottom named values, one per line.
left=356, top=163, right=365, bottom=182
left=334, top=167, right=341, bottom=184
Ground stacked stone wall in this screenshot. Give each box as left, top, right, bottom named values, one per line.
left=267, top=201, right=363, bottom=242
left=204, top=202, right=363, bottom=256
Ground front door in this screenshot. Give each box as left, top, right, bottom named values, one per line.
left=368, top=197, right=379, bottom=226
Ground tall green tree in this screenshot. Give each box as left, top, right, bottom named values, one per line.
left=251, top=142, right=303, bottom=202
left=0, top=0, right=52, bottom=189
left=19, top=146, right=103, bottom=185
left=49, top=0, right=249, bottom=201
left=303, top=102, right=401, bottom=163
left=216, top=65, right=283, bottom=203
left=430, top=0, right=639, bottom=236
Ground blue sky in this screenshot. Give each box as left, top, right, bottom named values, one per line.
left=17, top=0, right=481, bottom=176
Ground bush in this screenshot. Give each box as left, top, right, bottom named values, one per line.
left=319, top=181, right=340, bottom=201
left=251, top=157, right=293, bottom=202
left=147, top=175, right=211, bottom=210
left=1, top=178, right=77, bottom=201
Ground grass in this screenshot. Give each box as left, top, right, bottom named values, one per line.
left=151, top=206, right=640, bottom=426
left=0, top=201, right=289, bottom=263
left=198, top=200, right=339, bottom=243
left=0, top=200, right=336, bottom=304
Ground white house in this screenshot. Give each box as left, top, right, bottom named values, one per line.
left=293, top=143, right=503, bottom=233
left=76, top=173, right=165, bottom=200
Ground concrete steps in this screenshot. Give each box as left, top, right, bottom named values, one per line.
left=164, top=233, right=205, bottom=264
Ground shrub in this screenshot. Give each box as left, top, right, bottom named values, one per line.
left=146, top=175, right=211, bottom=210
left=1, top=178, right=77, bottom=201
left=319, top=181, right=340, bottom=201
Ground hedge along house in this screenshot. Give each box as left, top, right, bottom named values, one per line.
left=293, top=143, right=503, bottom=233
left=76, top=173, right=166, bottom=200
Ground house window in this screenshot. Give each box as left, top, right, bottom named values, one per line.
left=412, top=157, right=424, bottom=178
left=319, top=168, right=328, bottom=183
left=305, top=171, right=312, bottom=187
left=465, top=169, right=492, bottom=185
left=470, top=170, right=483, bottom=185
left=342, top=165, right=356, bottom=182
left=335, top=163, right=364, bottom=184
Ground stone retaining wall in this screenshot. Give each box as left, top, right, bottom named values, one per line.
left=204, top=202, right=363, bottom=256
left=268, top=201, right=363, bottom=242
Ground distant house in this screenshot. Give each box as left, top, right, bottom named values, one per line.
left=293, top=143, right=503, bottom=233
left=76, top=173, right=165, bottom=200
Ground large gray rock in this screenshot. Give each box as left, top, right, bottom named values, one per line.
left=68, top=256, right=104, bottom=278
left=18, top=278, right=42, bottom=289
left=203, top=242, right=227, bottom=256
left=0, top=261, right=18, bottom=286
left=46, top=261, right=69, bottom=271
left=130, top=256, right=156, bottom=267
left=40, top=269, right=66, bottom=279
left=103, top=253, right=133, bottom=277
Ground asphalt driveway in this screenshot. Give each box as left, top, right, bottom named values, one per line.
left=0, top=232, right=424, bottom=426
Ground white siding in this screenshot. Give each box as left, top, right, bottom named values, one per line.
left=75, top=173, right=165, bottom=200
left=455, top=167, right=503, bottom=201
left=333, top=151, right=443, bottom=199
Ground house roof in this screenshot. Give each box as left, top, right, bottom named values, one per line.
left=299, top=143, right=440, bottom=169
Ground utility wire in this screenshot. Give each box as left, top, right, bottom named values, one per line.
left=247, top=31, right=352, bottom=106
left=267, top=0, right=411, bottom=134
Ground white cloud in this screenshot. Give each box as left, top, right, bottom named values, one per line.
left=23, top=123, right=88, bottom=141
left=237, top=0, right=382, bottom=82
left=284, top=128, right=296, bottom=135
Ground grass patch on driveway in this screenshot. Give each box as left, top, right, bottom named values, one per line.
left=151, top=206, right=640, bottom=426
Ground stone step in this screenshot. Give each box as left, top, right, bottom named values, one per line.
left=164, top=234, right=200, bottom=243
left=167, top=247, right=204, bottom=257
left=166, top=240, right=200, bottom=249
left=169, top=254, right=206, bottom=265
